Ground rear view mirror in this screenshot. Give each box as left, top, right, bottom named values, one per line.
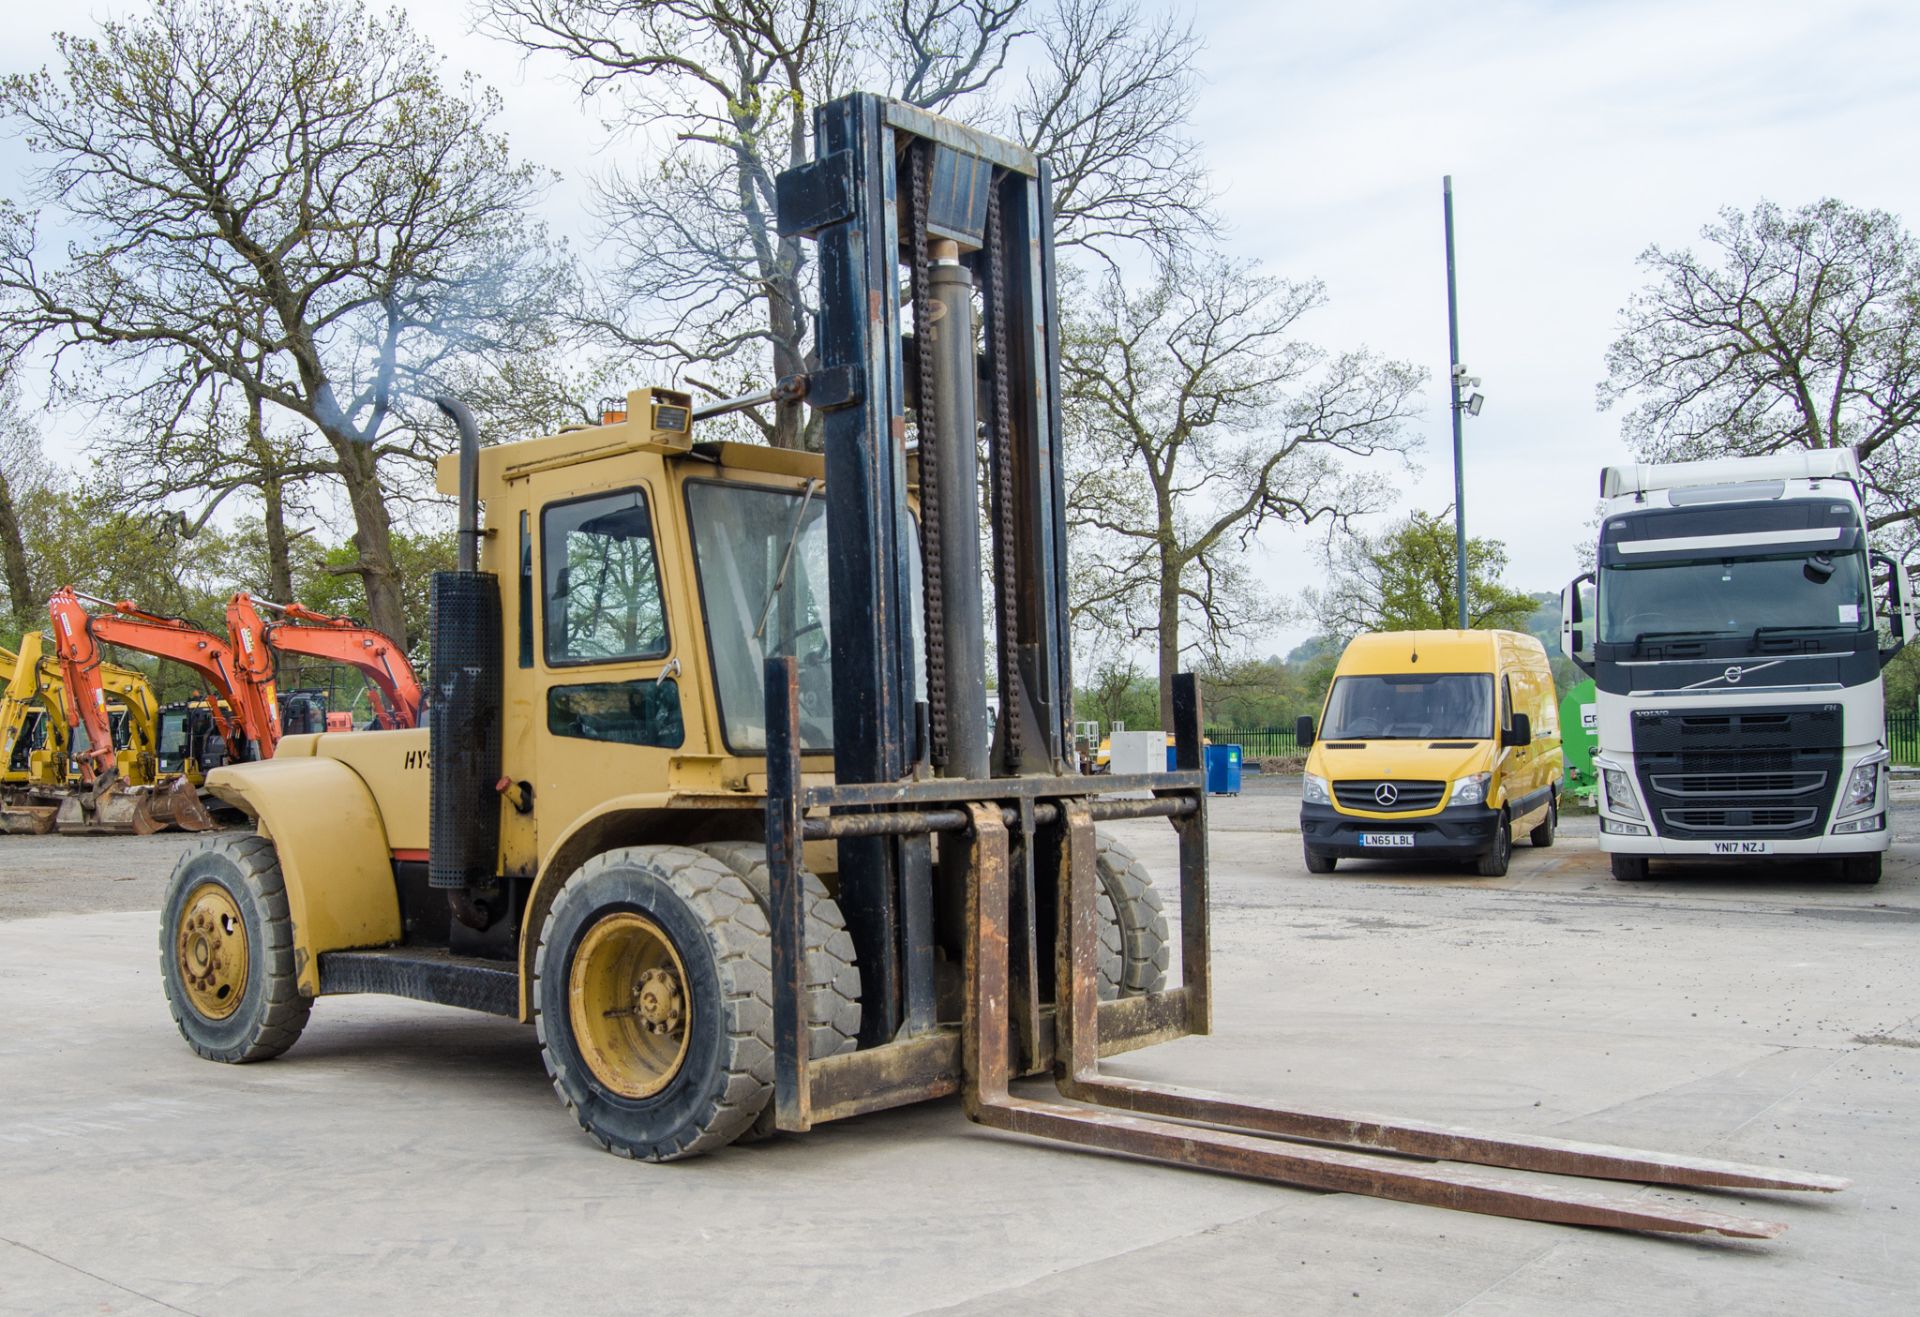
left=1294, top=714, right=1314, bottom=749
left=1503, top=712, right=1532, bottom=749
left=1561, top=572, right=1595, bottom=674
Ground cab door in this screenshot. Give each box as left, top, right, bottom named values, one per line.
left=523, top=476, right=690, bottom=866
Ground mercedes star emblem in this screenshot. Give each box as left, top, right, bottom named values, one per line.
left=1374, top=783, right=1399, bottom=806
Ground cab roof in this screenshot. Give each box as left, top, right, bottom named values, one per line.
left=1334, top=629, right=1542, bottom=675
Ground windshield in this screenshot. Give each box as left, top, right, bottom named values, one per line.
left=687, top=481, right=835, bottom=752
left=1321, top=673, right=1494, bottom=741
left=1599, top=550, right=1871, bottom=644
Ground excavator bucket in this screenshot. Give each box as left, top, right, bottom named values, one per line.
left=0, top=796, right=58, bottom=834
left=133, top=774, right=219, bottom=834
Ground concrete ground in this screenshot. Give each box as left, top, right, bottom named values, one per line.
left=1, top=779, right=1916, bottom=1315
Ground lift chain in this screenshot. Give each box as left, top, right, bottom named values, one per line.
left=908, top=141, right=949, bottom=769
left=984, top=180, right=1023, bottom=771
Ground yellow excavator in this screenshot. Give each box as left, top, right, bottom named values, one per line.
left=1, top=630, right=167, bottom=833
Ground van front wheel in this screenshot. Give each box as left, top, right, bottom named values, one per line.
left=1529, top=795, right=1557, bottom=848
left=1303, top=845, right=1337, bottom=874
left=1474, top=811, right=1511, bottom=877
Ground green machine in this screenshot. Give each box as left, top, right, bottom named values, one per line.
left=1559, top=678, right=1598, bottom=802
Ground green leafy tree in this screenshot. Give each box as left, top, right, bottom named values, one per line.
left=1306, top=509, right=1537, bottom=642
left=1600, top=199, right=1920, bottom=551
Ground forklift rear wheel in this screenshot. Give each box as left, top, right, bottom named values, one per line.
left=158, top=834, right=311, bottom=1063
left=535, top=846, right=774, bottom=1161
left=1529, top=795, right=1557, bottom=848
left=1303, top=845, right=1337, bottom=875
left=1094, top=833, right=1170, bottom=998
left=1610, top=854, right=1652, bottom=882
left=1474, top=810, right=1512, bottom=877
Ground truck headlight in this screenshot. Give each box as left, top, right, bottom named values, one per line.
left=1448, top=772, right=1490, bottom=806
left=1602, top=768, right=1642, bottom=820
left=1836, top=753, right=1887, bottom=819
left=1302, top=773, right=1330, bottom=805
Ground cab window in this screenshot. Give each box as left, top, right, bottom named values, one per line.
left=1500, top=675, right=1514, bottom=733
left=541, top=489, right=669, bottom=666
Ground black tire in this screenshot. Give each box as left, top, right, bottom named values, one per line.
left=1841, top=853, right=1883, bottom=885
left=534, top=846, right=774, bottom=1161
left=1474, top=810, right=1512, bottom=877
left=1610, top=853, right=1652, bottom=882
left=1303, top=845, right=1337, bottom=874
left=692, top=842, right=861, bottom=1060
left=1093, top=833, right=1170, bottom=998
left=1529, top=794, right=1557, bottom=848
left=158, top=833, right=311, bottom=1063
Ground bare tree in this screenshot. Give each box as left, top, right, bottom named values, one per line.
left=1600, top=199, right=1920, bottom=550
left=479, top=0, right=1208, bottom=448
left=1063, top=257, right=1424, bottom=724
left=0, top=0, right=572, bottom=642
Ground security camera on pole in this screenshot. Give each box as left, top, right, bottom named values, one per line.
left=1443, top=177, right=1487, bottom=630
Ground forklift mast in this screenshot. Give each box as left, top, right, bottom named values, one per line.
left=774, top=95, right=1118, bottom=1051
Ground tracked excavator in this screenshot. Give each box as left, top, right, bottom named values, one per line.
left=153, top=96, right=1842, bottom=1238
left=1, top=631, right=169, bottom=833
left=45, top=588, right=274, bottom=832
left=226, top=592, right=421, bottom=730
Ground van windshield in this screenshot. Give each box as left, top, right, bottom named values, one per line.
left=1321, top=673, right=1493, bottom=741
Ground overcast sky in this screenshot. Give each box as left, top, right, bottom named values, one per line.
left=5, top=0, right=1919, bottom=655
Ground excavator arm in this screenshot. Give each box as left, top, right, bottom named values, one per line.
left=48, top=587, right=277, bottom=778
left=228, top=592, right=420, bottom=729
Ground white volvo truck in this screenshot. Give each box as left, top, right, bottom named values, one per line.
left=1561, top=450, right=1912, bottom=883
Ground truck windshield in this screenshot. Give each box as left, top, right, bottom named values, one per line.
left=1321, top=673, right=1493, bottom=740
left=687, top=481, right=835, bottom=752
left=1598, top=550, right=1871, bottom=644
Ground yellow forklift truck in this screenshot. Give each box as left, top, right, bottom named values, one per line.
left=158, top=95, right=1839, bottom=1237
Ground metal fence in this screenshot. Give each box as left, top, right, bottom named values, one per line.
left=1205, top=727, right=1299, bottom=759
left=1891, top=712, right=1919, bottom=766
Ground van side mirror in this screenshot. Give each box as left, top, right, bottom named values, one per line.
left=1294, top=714, right=1314, bottom=749
left=1503, top=712, right=1532, bottom=749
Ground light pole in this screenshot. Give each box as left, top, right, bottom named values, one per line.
left=1443, top=176, right=1485, bottom=629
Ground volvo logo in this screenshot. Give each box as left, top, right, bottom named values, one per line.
left=1374, top=783, right=1399, bottom=807
left=1724, top=666, right=1743, bottom=684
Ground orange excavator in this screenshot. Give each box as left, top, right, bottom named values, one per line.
left=47, top=587, right=282, bottom=831
left=225, top=592, right=421, bottom=730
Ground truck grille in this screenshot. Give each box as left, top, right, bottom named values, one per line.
left=1333, top=780, right=1445, bottom=812
left=1659, top=807, right=1820, bottom=833
left=1646, top=770, right=1827, bottom=797
left=1631, top=708, right=1840, bottom=841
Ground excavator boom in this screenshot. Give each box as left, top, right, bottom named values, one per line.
left=48, top=587, right=275, bottom=774
left=227, top=592, right=420, bottom=729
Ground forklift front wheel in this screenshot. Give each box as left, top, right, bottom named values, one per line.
left=1094, top=833, right=1170, bottom=998
left=535, top=846, right=775, bottom=1161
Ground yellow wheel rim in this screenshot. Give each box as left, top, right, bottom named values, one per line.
left=176, top=882, right=249, bottom=1021
left=568, top=912, right=692, bottom=1100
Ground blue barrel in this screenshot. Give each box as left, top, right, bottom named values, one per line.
left=1206, top=744, right=1242, bottom=795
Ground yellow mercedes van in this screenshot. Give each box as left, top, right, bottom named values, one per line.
left=1295, top=630, right=1564, bottom=877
